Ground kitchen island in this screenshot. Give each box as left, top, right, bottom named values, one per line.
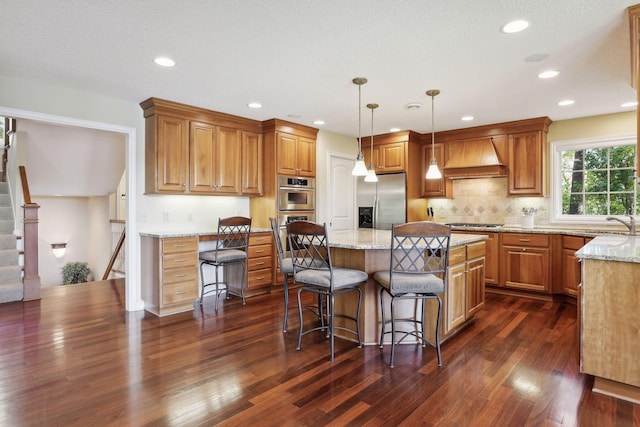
left=327, top=229, right=487, bottom=345
left=576, top=235, right=640, bottom=403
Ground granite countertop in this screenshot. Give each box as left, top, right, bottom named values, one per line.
left=328, top=229, right=486, bottom=250
left=575, top=235, right=640, bottom=263
left=139, top=227, right=272, bottom=238
left=449, top=224, right=630, bottom=237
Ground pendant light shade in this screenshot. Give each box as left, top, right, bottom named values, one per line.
left=425, top=89, right=442, bottom=180
left=364, top=103, right=379, bottom=182
left=352, top=77, right=368, bottom=176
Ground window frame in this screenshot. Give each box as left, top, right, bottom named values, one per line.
left=550, top=134, right=637, bottom=225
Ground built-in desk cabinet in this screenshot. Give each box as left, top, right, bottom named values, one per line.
left=246, top=232, right=273, bottom=291
left=141, top=236, right=199, bottom=316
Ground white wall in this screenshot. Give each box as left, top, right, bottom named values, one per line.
left=315, top=129, right=357, bottom=224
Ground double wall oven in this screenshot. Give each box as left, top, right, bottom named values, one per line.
left=276, top=176, right=316, bottom=248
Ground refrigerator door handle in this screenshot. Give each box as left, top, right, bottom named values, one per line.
left=373, top=196, right=379, bottom=229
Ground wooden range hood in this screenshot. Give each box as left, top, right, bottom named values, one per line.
left=443, top=137, right=507, bottom=179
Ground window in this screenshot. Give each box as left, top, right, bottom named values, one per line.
left=551, top=135, right=638, bottom=223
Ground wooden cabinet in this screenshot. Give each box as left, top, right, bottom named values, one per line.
left=466, top=241, right=486, bottom=317
left=276, top=132, right=316, bottom=177
left=147, top=114, right=189, bottom=193
left=190, top=122, right=241, bottom=194
left=446, top=246, right=467, bottom=332
left=508, top=130, right=547, bottom=196
left=141, top=236, right=199, bottom=316
left=241, top=131, right=263, bottom=195
left=421, top=142, right=452, bottom=198
left=362, top=142, right=406, bottom=173
left=246, top=232, right=273, bottom=291
left=501, top=233, right=551, bottom=292
left=444, top=241, right=486, bottom=334
left=561, top=235, right=591, bottom=297
left=141, top=98, right=263, bottom=196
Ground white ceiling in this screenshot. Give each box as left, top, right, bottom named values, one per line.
left=1, top=0, right=638, bottom=137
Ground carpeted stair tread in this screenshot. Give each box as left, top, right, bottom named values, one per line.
left=0, top=281, right=23, bottom=303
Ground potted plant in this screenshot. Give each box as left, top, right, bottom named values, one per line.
left=62, top=262, right=91, bottom=284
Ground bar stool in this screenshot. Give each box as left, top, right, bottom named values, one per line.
left=199, top=216, right=251, bottom=310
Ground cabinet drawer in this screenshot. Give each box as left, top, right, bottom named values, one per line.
left=248, top=256, right=271, bottom=271
left=502, top=233, right=549, bottom=247
left=466, top=241, right=486, bottom=260
left=162, top=237, right=198, bottom=254
left=248, top=268, right=272, bottom=288
left=162, top=282, right=198, bottom=305
left=163, top=266, right=198, bottom=285
left=163, top=251, right=198, bottom=269
left=563, top=235, right=585, bottom=251
left=250, top=234, right=272, bottom=246
left=449, top=246, right=467, bottom=266
left=248, top=244, right=272, bottom=258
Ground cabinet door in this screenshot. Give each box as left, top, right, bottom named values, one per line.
left=466, top=257, right=485, bottom=317
left=562, top=248, right=581, bottom=296
left=276, top=133, right=299, bottom=175
left=502, top=246, right=550, bottom=292
left=189, top=121, right=216, bottom=193
left=446, top=263, right=467, bottom=333
left=156, top=115, right=189, bottom=192
left=296, top=136, right=316, bottom=177
left=421, top=143, right=451, bottom=198
left=215, top=126, right=241, bottom=194
left=242, top=131, right=263, bottom=195
left=377, top=142, right=405, bottom=173
left=484, top=232, right=500, bottom=285
left=508, top=131, right=544, bottom=196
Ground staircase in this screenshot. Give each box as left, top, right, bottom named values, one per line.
left=0, top=182, right=22, bottom=303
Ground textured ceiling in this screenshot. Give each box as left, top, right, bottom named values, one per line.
left=1, top=0, right=638, bottom=137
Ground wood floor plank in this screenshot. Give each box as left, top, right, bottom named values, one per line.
left=0, top=279, right=638, bottom=426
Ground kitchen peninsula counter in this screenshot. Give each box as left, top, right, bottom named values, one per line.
left=576, top=235, right=640, bottom=403
left=327, top=229, right=488, bottom=345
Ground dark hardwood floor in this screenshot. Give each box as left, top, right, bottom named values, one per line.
left=1, top=279, right=638, bottom=426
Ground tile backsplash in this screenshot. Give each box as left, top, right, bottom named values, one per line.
left=427, top=177, right=550, bottom=227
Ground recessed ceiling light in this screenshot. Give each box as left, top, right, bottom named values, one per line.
left=538, top=70, right=559, bottom=79
left=389, top=128, right=401, bottom=132
left=154, top=57, right=175, bottom=67
left=558, top=99, right=575, bottom=106
left=247, top=102, right=262, bottom=109
left=501, top=20, right=529, bottom=34
left=525, top=53, right=550, bottom=63
left=313, top=120, right=325, bottom=125
left=405, top=102, right=422, bottom=110
left=620, top=101, right=638, bottom=108
left=461, top=116, right=474, bottom=121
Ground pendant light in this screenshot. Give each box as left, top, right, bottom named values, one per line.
left=351, top=77, right=369, bottom=176
left=364, top=103, right=379, bottom=182
left=425, top=89, right=442, bottom=180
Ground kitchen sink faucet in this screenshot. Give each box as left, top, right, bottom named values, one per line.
left=606, top=215, right=637, bottom=235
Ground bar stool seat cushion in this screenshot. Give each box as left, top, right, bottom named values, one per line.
left=280, top=257, right=294, bottom=274
left=296, top=268, right=368, bottom=289
left=373, top=271, right=444, bottom=293
left=199, top=249, right=247, bottom=264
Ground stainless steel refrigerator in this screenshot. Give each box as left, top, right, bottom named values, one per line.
left=356, top=172, right=406, bottom=230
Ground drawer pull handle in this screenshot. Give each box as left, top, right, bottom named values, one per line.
left=174, top=258, right=186, bottom=263
left=175, top=273, right=187, bottom=278
left=174, top=244, right=186, bottom=247
left=454, top=254, right=463, bottom=258
left=255, top=262, right=265, bottom=266
left=518, top=239, right=531, bottom=242
left=175, top=291, right=186, bottom=295
left=256, top=249, right=265, bottom=253
left=256, top=276, right=265, bottom=280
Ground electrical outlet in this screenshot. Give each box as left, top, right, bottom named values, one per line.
left=187, top=213, right=193, bottom=222
left=163, top=211, right=170, bottom=222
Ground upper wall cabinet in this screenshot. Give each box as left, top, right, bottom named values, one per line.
left=140, top=98, right=263, bottom=196
left=508, top=130, right=547, bottom=196
left=362, top=141, right=405, bottom=173
left=420, top=140, right=452, bottom=198
left=275, top=132, right=316, bottom=177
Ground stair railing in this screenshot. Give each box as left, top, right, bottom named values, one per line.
left=102, top=225, right=125, bottom=280
left=19, top=166, right=41, bottom=300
